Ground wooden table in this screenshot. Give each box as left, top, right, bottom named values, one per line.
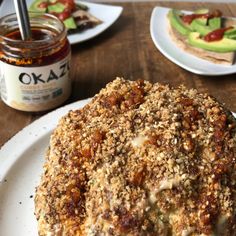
left=0, top=1, right=236, bottom=147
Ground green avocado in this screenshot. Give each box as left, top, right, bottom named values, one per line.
left=191, top=17, right=221, bottom=36
left=187, top=9, right=208, bottom=31
left=63, top=17, right=77, bottom=29
left=29, top=0, right=47, bottom=13
left=47, top=2, right=65, bottom=13
left=209, top=17, right=221, bottom=29
left=227, top=35, right=236, bottom=39
left=194, top=9, right=209, bottom=14
left=168, top=9, right=192, bottom=36
left=188, top=32, right=236, bottom=52
left=190, top=19, right=211, bottom=36
left=189, top=9, right=221, bottom=36
left=224, top=28, right=236, bottom=39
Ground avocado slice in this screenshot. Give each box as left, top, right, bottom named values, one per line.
left=29, top=0, right=47, bottom=13
left=168, top=9, right=192, bottom=36
left=209, top=17, right=221, bottom=29
left=188, top=32, right=236, bottom=52
left=227, top=35, right=236, bottom=40
left=191, top=17, right=222, bottom=36
left=187, top=9, right=208, bottom=31
left=225, top=33, right=236, bottom=40
left=224, top=28, right=236, bottom=39
left=194, top=9, right=209, bottom=14
left=190, top=19, right=211, bottom=36
left=193, top=18, right=207, bottom=25
left=189, top=9, right=222, bottom=36
left=63, top=17, right=77, bottom=29
left=47, top=2, right=65, bottom=13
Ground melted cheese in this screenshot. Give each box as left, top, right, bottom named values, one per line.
left=131, top=135, right=147, bottom=148
left=182, top=227, right=195, bottom=236
left=46, top=224, right=62, bottom=236
left=149, top=176, right=182, bottom=204
left=158, top=177, right=181, bottom=191
left=149, top=189, right=158, bottom=204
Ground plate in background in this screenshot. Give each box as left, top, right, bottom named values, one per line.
left=150, top=6, right=236, bottom=76
left=0, top=0, right=123, bottom=44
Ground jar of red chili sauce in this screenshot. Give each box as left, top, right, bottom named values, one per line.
left=0, top=13, right=71, bottom=112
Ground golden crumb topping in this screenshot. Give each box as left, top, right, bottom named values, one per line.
left=35, top=78, right=236, bottom=236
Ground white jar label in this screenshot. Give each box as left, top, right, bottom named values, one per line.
left=0, top=54, right=71, bottom=112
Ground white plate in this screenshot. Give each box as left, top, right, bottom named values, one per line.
left=150, top=6, right=236, bottom=76
left=0, top=98, right=235, bottom=236
left=0, top=98, right=91, bottom=236
left=0, top=1, right=123, bottom=45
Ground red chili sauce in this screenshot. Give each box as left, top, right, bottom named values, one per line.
left=38, top=0, right=75, bottom=21
left=204, top=27, right=233, bottom=42
left=182, top=9, right=222, bottom=25
left=2, top=28, right=70, bottom=66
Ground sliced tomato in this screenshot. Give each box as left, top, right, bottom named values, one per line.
left=57, top=0, right=76, bottom=12
left=57, top=10, right=71, bottom=21
left=46, top=0, right=77, bottom=20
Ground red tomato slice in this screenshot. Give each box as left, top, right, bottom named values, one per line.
left=47, top=0, right=76, bottom=21
left=58, top=0, right=76, bottom=12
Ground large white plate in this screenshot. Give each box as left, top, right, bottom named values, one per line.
left=0, top=0, right=123, bottom=45
left=150, top=6, right=236, bottom=76
left=0, top=98, right=235, bottom=236
left=0, top=98, right=91, bottom=236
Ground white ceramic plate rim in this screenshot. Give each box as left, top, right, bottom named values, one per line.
left=68, top=1, right=123, bottom=44
left=0, top=0, right=123, bottom=45
left=0, top=98, right=91, bottom=180
left=150, top=6, right=236, bottom=76
left=0, top=98, right=90, bottom=235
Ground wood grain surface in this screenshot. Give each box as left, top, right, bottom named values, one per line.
left=0, top=1, right=236, bottom=147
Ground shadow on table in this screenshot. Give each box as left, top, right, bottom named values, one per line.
left=68, top=14, right=132, bottom=101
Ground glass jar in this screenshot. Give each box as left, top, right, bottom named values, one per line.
left=0, top=13, right=71, bottom=112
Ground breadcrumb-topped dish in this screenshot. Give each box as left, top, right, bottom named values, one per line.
left=35, top=78, right=236, bottom=236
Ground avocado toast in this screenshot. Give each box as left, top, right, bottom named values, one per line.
left=29, top=0, right=102, bottom=33
left=167, top=9, right=236, bottom=65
